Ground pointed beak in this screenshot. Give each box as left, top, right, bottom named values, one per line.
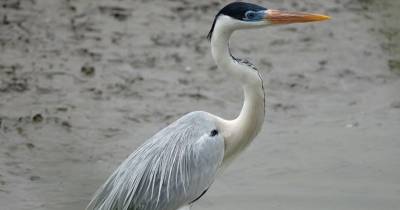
left=265, top=10, right=330, bottom=24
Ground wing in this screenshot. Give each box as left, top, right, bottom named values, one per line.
left=87, top=111, right=224, bottom=210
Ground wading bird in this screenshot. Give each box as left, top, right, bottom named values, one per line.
left=87, top=2, right=329, bottom=210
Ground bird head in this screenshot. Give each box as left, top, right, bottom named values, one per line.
left=207, top=2, right=330, bottom=40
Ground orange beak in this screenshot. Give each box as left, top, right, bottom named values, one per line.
left=265, top=10, right=330, bottom=24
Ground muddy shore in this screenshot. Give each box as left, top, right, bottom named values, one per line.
left=0, top=0, right=399, bottom=210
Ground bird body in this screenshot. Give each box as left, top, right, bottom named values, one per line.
left=87, top=2, right=329, bottom=210
left=87, top=111, right=224, bottom=210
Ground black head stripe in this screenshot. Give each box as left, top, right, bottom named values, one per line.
left=207, top=15, right=219, bottom=40
left=219, top=2, right=266, bottom=20
left=207, top=2, right=267, bottom=40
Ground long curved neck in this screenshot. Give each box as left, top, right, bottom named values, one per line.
left=210, top=22, right=265, bottom=163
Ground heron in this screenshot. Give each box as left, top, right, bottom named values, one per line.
left=87, top=2, right=329, bottom=210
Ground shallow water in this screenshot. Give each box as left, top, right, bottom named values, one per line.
left=0, top=0, right=399, bottom=210
left=361, top=0, right=400, bottom=74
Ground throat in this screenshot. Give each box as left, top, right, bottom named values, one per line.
left=210, top=20, right=266, bottom=162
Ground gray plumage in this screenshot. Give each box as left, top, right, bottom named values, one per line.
left=87, top=111, right=224, bottom=210
left=86, top=2, right=329, bottom=210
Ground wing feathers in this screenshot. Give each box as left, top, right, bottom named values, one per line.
left=87, top=111, right=224, bottom=210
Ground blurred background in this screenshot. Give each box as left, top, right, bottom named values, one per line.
left=0, top=0, right=399, bottom=209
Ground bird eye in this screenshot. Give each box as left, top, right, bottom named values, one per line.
left=210, top=129, right=218, bottom=137
left=245, top=11, right=256, bottom=19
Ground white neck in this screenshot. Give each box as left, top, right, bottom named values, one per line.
left=210, top=16, right=266, bottom=163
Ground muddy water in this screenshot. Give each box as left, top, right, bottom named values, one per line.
left=373, top=0, right=400, bottom=74
left=0, top=0, right=399, bottom=210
